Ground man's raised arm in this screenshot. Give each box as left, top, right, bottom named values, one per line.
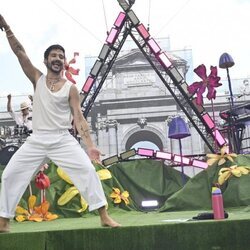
left=0, top=14, right=42, bottom=87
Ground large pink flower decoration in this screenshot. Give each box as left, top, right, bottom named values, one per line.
left=35, top=172, right=50, bottom=190
left=64, top=52, right=80, bottom=84
left=187, top=64, right=222, bottom=105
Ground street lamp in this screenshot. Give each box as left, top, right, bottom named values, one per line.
left=219, top=53, right=241, bottom=153
left=168, top=116, right=191, bottom=185
left=219, top=52, right=235, bottom=107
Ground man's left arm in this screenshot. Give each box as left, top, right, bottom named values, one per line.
left=69, top=85, right=101, bottom=161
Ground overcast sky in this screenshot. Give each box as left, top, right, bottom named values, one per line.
left=0, top=0, right=250, bottom=97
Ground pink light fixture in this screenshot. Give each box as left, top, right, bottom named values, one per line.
left=191, top=159, right=208, bottom=169
left=137, top=148, right=154, bottom=157
left=155, top=151, right=172, bottom=160
left=82, top=76, right=95, bottom=93
left=147, top=38, right=161, bottom=55
left=136, top=23, right=150, bottom=40
left=158, top=52, right=172, bottom=69
left=213, top=129, right=226, bottom=147
left=202, top=113, right=215, bottom=130
left=173, top=155, right=190, bottom=165
left=106, top=28, right=120, bottom=45
left=114, top=12, right=126, bottom=28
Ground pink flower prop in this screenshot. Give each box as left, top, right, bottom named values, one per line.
left=35, top=171, right=51, bottom=203
left=187, top=64, right=222, bottom=105
left=35, top=172, right=50, bottom=190
left=64, top=52, right=80, bottom=84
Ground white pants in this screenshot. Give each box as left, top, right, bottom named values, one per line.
left=0, top=130, right=107, bottom=218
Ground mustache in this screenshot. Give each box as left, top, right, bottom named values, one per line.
left=51, top=60, right=63, bottom=66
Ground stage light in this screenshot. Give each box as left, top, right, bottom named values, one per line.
left=114, top=12, right=126, bottom=28
left=158, top=52, right=172, bottom=69
left=191, top=98, right=205, bottom=113
left=141, top=200, right=159, bottom=211
left=136, top=23, right=150, bottom=40
left=202, top=113, right=215, bottom=130
left=155, top=151, right=172, bottom=160
left=120, top=149, right=137, bottom=160
left=102, top=155, right=120, bottom=167
left=173, top=155, right=190, bottom=165
left=137, top=148, right=154, bottom=157
left=128, top=0, right=135, bottom=6
left=117, top=0, right=130, bottom=11
left=90, top=60, right=103, bottom=77
left=98, top=44, right=111, bottom=61
left=191, top=159, right=208, bottom=169
left=82, top=76, right=95, bottom=93
left=147, top=38, right=161, bottom=55
left=106, top=27, right=120, bottom=45
left=127, top=10, right=139, bottom=26
left=180, top=82, right=193, bottom=97
left=169, top=67, right=184, bottom=83
left=213, top=129, right=226, bottom=146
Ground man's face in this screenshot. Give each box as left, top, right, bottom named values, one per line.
left=45, top=49, right=65, bottom=74
left=21, top=108, right=29, bottom=116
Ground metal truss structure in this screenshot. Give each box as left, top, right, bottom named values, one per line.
left=80, top=0, right=229, bottom=154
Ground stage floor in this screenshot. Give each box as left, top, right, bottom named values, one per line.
left=1, top=207, right=250, bottom=250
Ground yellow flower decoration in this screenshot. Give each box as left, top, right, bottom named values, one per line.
left=57, top=167, right=112, bottom=212
left=207, top=145, right=237, bottom=166
left=218, top=165, right=250, bottom=185
left=110, top=188, right=130, bottom=205
left=57, top=185, right=89, bottom=213
left=15, top=196, right=58, bottom=222
left=57, top=167, right=73, bottom=184
left=57, top=168, right=88, bottom=212
left=97, top=169, right=112, bottom=180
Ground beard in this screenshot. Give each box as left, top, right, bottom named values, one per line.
left=46, top=60, right=64, bottom=74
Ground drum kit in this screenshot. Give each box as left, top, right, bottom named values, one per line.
left=0, top=125, right=32, bottom=166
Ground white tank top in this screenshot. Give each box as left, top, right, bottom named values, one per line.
left=32, top=74, right=73, bottom=130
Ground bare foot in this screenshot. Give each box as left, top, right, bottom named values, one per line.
left=0, top=217, right=10, bottom=233
left=101, top=215, right=121, bottom=228
left=98, top=206, right=121, bottom=228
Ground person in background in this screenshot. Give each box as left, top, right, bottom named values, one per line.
left=0, top=14, right=120, bottom=232
left=7, top=94, right=33, bottom=132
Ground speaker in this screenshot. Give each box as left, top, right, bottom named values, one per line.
left=0, top=145, right=19, bottom=166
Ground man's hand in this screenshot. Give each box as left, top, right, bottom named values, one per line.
left=87, top=147, right=102, bottom=165
left=0, top=15, right=9, bottom=31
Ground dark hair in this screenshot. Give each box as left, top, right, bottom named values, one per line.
left=44, top=44, right=65, bottom=59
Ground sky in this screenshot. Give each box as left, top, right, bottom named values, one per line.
left=0, top=0, right=250, bottom=99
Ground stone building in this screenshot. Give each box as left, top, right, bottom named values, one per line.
left=85, top=47, right=250, bottom=177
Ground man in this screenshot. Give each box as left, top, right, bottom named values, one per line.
left=0, top=14, right=120, bottom=232
left=7, top=94, right=33, bottom=132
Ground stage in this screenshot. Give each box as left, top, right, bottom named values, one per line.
left=1, top=208, right=250, bottom=250
left=1, top=157, right=250, bottom=250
